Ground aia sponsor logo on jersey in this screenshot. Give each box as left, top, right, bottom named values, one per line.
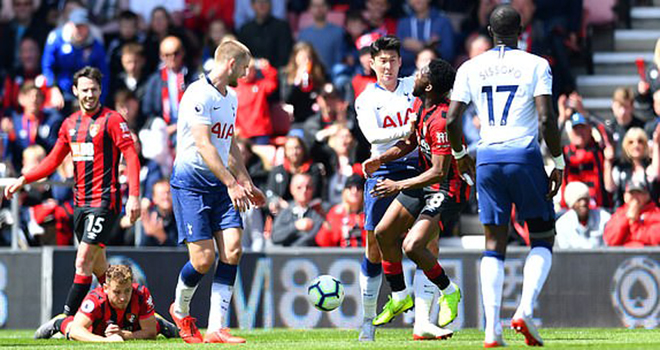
left=211, top=122, right=234, bottom=139
left=382, top=107, right=415, bottom=129
left=71, top=142, right=95, bottom=161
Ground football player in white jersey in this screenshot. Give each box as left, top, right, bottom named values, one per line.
left=355, top=35, right=431, bottom=341
left=168, top=40, right=266, bottom=344
left=446, top=5, right=563, bottom=348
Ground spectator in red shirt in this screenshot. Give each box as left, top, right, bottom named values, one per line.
left=316, top=175, right=366, bottom=247
left=235, top=58, right=278, bottom=145
left=604, top=179, right=660, bottom=247
left=34, top=265, right=177, bottom=341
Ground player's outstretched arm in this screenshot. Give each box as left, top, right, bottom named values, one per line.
left=67, top=313, right=123, bottom=342
left=4, top=140, right=69, bottom=199
left=371, top=153, right=451, bottom=198
left=446, top=100, right=475, bottom=185
left=536, top=94, right=564, bottom=199
left=191, top=124, right=250, bottom=212
left=229, top=138, right=266, bottom=207
left=362, top=135, right=418, bottom=176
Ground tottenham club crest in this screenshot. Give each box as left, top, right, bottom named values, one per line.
left=611, top=257, right=660, bottom=328
left=89, top=124, right=100, bottom=138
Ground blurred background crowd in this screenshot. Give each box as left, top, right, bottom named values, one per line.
left=0, top=0, right=659, bottom=250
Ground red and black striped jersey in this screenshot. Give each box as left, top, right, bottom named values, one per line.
left=413, top=98, right=470, bottom=202
left=78, top=283, right=155, bottom=336
left=58, top=107, right=134, bottom=212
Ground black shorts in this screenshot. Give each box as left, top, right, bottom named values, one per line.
left=73, top=207, right=119, bottom=245
left=396, top=189, right=466, bottom=236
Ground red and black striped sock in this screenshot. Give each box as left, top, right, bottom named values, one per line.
left=423, top=263, right=450, bottom=290
left=382, top=261, right=406, bottom=292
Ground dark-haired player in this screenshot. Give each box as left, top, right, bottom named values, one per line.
left=364, top=58, right=468, bottom=340
left=354, top=35, right=423, bottom=341
left=5, top=67, right=141, bottom=323
left=34, top=265, right=177, bottom=341
left=446, top=5, right=563, bottom=347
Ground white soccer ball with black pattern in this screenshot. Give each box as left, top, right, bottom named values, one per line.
left=307, top=275, right=345, bottom=311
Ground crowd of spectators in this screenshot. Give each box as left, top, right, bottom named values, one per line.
left=1, top=0, right=657, bottom=250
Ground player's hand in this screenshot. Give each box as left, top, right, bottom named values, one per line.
left=456, top=155, right=476, bottom=186
left=105, top=323, right=121, bottom=337
left=362, top=158, right=381, bottom=177
left=3, top=176, right=26, bottom=200
left=627, top=198, right=642, bottom=223
left=228, top=181, right=250, bottom=212
left=370, top=178, right=402, bottom=198
left=126, top=195, right=141, bottom=224
left=245, top=183, right=266, bottom=207
left=106, top=333, right=124, bottom=342
left=547, top=168, right=563, bottom=200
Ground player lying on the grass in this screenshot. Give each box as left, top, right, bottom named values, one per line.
left=34, top=265, right=178, bottom=342
left=363, top=58, right=468, bottom=340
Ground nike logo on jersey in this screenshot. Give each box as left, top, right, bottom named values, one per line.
left=376, top=106, right=383, bottom=110
left=213, top=106, right=221, bottom=110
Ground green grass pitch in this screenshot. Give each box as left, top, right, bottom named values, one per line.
left=3, top=328, right=660, bottom=349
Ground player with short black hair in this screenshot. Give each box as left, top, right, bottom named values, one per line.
left=34, top=265, right=178, bottom=342
left=5, top=66, right=141, bottom=325
left=446, top=4, right=563, bottom=347
left=364, top=58, right=467, bottom=340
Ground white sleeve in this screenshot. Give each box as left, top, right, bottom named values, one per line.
left=533, top=59, right=553, bottom=97
left=451, top=64, right=471, bottom=104
left=180, top=86, right=212, bottom=126
left=356, top=97, right=412, bottom=144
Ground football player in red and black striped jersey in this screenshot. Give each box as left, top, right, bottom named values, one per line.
left=34, top=265, right=177, bottom=342
left=362, top=59, right=469, bottom=340
left=5, top=67, right=141, bottom=321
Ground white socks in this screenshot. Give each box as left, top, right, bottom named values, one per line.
left=516, top=247, right=552, bottom=319
left=413, top=269, right=437, bottom=326
left=481, top=256, right=504, bottom=343
left=441, top=281, right=457, bottom=296
left=360, top=270, right=382, bottom=320
left=173, top=276, right=199, bottom=318
left=207, top=283, right=233, bottom=333
left=392, top=289, right=410, bottom=302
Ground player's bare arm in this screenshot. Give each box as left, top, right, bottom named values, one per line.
left=106, top=315, right=158, bottom=340
left=67, top=313, right=123, bottom=342
left=446, top=100, right=475, bottom=184
left=372, top=153, right=451, bottom=198
left=117, top=138, right=141, bottom=224
left=228, top=137, right=266, bottom=207
left=3, top=140, right=70, bottom=199
left=191, top=123, right=250, bottom=212
left=363, top=134, right=418, bottom=176
left=536, top=94, right=564, bottom=199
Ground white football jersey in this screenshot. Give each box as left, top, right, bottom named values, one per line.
left=171, top=76, right=237, bottom=191
left=356, top=76, right=417, bottom=158
left=451, top=46, right=552, bottom=146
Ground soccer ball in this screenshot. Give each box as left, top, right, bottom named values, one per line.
left=307, top=275, right=345, bottom=311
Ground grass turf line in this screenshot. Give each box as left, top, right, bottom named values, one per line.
left=2, top=328, right=660, bottom=349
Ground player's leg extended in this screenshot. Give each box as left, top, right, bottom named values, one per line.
left=204, top=227, right=246, bottom=344
left=63, top=242, right=103, bottom=316
left=358, top=229, right=382, bottom=341
left=373, top=200, right=416, bottom=326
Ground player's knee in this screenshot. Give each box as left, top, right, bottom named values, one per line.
left=191, top=253, right=215, bottom=274
left=225, top=245, right=243, bottom=264
left=374, top=224, right=394, bottom=245
left=402, top=236, right=424, bottom=257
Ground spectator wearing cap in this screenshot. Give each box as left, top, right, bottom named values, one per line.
left=298, top=0, right=346, bottom=77
left=606, top=87, right=646, bottom=161
left=234, top=58, right=279, bottom=145
left=604, top=179, right=660, bottom=247
left=316, top=174, right=367, bottom=247
left=396, top=0, right=455, bottom=75
left=555, top=181, right=610, bottom=249
left=265, top=135, right=326, bottom=216
left=41, top=8, right=109, bottom=112
left=562, top=112, right=611, bottom=208
left=303, top=83, right=353, bottom=149
left=350, top=32, right=379, bottom=100
left=2, top=81, right=63, bottom=172
left=604, top=127, right=660, bottom=208
left=271, top=173, right=324, bottom=247
left=237, top=0, right=293, bottom=68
